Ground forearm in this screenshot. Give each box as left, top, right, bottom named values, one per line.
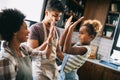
left=37, top=33, right=53, bottom=50
left=60, top=16, right=73, bottom=47
left=44, top=43, right=52, bottom=59
left=37, top=41, right=47, bottom=50
left=59, top=27, right=69, bottom=47
left=57, top=51, right=64, bottom=61
left=63, top=28, right=74, bottom=53
left=56, top=42, right=64, bottom=61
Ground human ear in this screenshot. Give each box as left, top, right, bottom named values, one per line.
left=45, top=10, right=49, bottom=16
left=90, top=35, right=95, bottom=40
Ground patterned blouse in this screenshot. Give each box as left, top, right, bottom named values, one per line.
left=0, top=41, right=46, bottom=80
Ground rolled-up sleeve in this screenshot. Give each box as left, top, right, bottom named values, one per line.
left=20, top=44, right=47, bottom=60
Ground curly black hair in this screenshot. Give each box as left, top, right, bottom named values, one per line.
left=0, top=8, right=26, bottom=41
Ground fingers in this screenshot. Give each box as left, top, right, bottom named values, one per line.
left=68, top=16, right=73, bottom=22
left=51, top=18, right=56, bottom=28
left=69, top=16, right=84, bottom=30
left=73, top=16, right=84, bottom=26
left=48, top=18, right=56, bottom=41
left=65, top=16, right=73, bottom=29
left=50, top=18, right=56, bottom=33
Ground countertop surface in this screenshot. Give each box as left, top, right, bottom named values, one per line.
left=87, top=59, right=120, bottom=72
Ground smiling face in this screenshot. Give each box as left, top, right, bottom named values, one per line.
left=46, top=10, right=62, bottom=24
left=78, top=26, right=93, bottom=45
left=15, top=21, right=29, bottom=43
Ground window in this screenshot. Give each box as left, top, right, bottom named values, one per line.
left=111, top=14, right=120, bottom=54
left=0, top=0, right=44, bottom=22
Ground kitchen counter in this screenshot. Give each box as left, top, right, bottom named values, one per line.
left=77, top=58, right=120, bottom=80
left=87, top=59, right=120, bottom=72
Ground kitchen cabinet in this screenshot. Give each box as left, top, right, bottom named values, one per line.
left=58, top=0, right=111, bottom=32
left=103, top=68, right=120, bottom=80
left=58, top=0, right=119, bottom=38
left=57, top=0, right=86, bottom=30
left=77, top=60, right=120, bottom=80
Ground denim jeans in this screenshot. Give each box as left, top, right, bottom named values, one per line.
left=58, top=54, right=79, bottom=80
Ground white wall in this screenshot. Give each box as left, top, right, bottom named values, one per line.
left=0, top=0, right=44, bottom=22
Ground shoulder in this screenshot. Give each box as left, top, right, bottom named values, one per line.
left=83, top=45, right=90, bottom=50
left=29, top=22, right=44, bottom=31
left=82, top=45, right=91, bottom=57
left=74, top=42, right=90, bottom=50
left=20, top=43, right=32, bottom=55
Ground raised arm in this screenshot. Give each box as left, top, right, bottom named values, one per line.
left=35, top=19, right=55, bottom=58
left=63, top=17, right=87, bottom=55
left=59, top=16, right=73, bottom=47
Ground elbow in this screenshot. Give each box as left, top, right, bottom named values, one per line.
left=63, top=48, right=71, bottom=53
left=80, top=48, right=87, bottom=55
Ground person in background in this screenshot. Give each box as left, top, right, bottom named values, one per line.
left=58, top=16, right=102, bottom=80
left=27, top=0, right=65, bottom=80
left=0, top=8, right=54, bottom=80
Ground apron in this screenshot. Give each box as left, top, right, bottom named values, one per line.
left=11, top=48, right=32, bottom=80
left=40, top=23, right=59, bottom=80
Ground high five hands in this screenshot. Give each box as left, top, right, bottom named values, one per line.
left=47, top=18, right=56, bottom=44
left=65, top=16, right=84, bottom=31
left=45, top=19, right=56, bottom=58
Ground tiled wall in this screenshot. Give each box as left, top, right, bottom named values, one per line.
left=58, top=27, right=79, bottom=43
left=91, top=37, right=114, bottom=60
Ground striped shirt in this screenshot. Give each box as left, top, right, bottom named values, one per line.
left=63, top=43, right=91, bottom=73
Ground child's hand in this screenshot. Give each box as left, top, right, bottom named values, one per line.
left=69, top=16, right=84, bottom=30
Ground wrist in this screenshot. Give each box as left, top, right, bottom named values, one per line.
left=47, top=43, right=52, bottom=46
left=46, top=41, right=53, bottom=46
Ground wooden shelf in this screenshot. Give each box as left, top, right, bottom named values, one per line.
left=109, top=11, right=120, bottom=15
left=102, top=36, right=112, bottom=39
left=70, top=0, right=84, bottom=10
left=111, top=0, right=120, bottom=3
left=105, top=23, right=116, bottom=28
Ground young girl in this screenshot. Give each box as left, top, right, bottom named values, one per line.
left=58, top=16, right=102, bottom=80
